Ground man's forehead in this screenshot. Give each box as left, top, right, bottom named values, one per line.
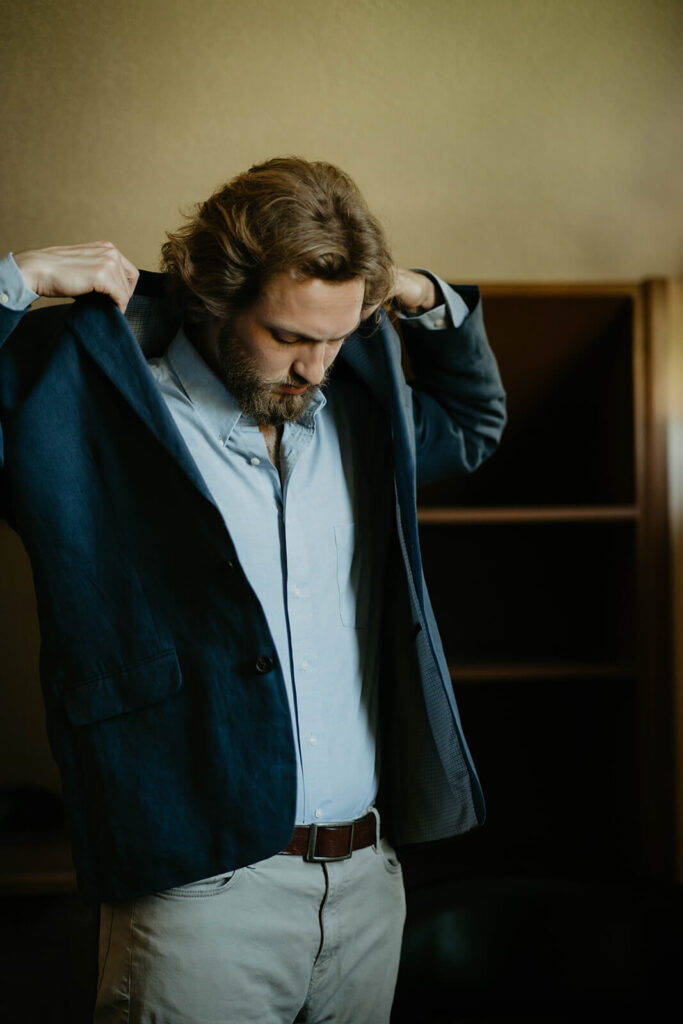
left=257, top=273, right=365, bottom=340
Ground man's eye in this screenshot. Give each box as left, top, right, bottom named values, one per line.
left=271, top=331, right=297, bottom=345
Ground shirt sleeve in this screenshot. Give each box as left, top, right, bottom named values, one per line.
left=395, top=270, right=469, bottom=330
left=0, top=253, right=39, bottom=311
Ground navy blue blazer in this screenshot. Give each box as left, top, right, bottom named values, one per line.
left=0, top=273, right=506, bottom=901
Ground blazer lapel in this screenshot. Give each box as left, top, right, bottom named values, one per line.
left=67, top=293, right=219, bottom=511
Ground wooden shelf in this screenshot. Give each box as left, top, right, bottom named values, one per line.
left=0, top=830, right=76, bottom=895
left=418, top=505, right=640, bottom=524
left=449, top=661, right=639, bottom=684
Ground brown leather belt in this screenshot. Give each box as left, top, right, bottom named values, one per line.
left=281, top=811, right=377, bottom=863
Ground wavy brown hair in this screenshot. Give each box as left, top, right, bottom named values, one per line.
left=160, top=157, right=394, bottom=324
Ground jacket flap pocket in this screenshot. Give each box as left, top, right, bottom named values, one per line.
left=64, top=649, right=182, bottom=726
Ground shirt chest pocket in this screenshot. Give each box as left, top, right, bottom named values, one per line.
left=333, top=523, right=370, bottom=630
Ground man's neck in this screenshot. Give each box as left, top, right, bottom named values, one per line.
left=260, top=424, right=283, bottom=471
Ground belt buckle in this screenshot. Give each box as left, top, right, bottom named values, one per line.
left=305, top=821, right=355, bottom=863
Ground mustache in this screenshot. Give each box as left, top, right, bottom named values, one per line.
left=271, top=367, right=332, bottom=390
left=278, top=373, right=309, bottom=388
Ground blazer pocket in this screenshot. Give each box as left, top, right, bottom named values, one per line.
left=64, top=648, right=182, bottom=726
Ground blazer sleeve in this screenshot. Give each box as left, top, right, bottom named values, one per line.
left=399, top=286, right=507, bottom=488
left=0, top=306, right=29, bottom=495
left=0, top=303, right=71, bottom=518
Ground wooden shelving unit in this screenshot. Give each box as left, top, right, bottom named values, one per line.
left=416, top=282, right=678, bottom=882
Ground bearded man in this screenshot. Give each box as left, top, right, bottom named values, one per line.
left=0, top=157, right=505, bottom=1023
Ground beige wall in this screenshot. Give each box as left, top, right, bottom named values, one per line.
left=1, top=0, right=682, bottom=282
left=0, top=0, right=682, bottom=793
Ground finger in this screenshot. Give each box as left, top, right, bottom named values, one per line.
left=114, top=256, right=139, bottom=313
left=102, top=263, right=135, bottom=314
left=92, top=243, right=139, bottom=313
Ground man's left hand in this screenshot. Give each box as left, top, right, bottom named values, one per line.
left=388, top=268, right=440, bottom=316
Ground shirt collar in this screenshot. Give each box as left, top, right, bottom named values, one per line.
left=164, top=326, right=327, bottom=440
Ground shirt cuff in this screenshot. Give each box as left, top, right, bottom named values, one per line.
left=395, top=270, right=469, bottom=330
left=0, top=253, right=39, bottom=311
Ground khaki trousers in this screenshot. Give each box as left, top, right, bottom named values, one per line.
left=94, top=835, right=406, bottom=1023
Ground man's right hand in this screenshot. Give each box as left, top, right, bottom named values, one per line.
left=14, top=242, right=139, bottom=314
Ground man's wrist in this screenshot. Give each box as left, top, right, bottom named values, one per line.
left=0, top=253, right=40, bottom=311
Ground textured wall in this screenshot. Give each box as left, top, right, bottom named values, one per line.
left=1, top=0, right=682, bottom=283
left=0, top=0, right=682, bottom=792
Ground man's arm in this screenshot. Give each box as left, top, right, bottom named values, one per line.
left=0, top=244, right=139, bottom=517
left=390, top=270, right=506, bottom=487
left=0, top=242, right=138, bottom=351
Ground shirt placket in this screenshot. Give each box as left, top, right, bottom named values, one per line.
left=280, top=422, right=327, bottom=823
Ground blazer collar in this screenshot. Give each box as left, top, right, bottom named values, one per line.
left=337, top=307, right=395, bottom=410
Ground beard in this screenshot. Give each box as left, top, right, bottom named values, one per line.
left=216, top=325, right=332, bottom=426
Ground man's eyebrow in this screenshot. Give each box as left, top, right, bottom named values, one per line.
left=265, top=318, right=362, bottom=343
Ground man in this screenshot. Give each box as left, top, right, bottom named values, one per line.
left=0, top=157, right=505, bottom=1022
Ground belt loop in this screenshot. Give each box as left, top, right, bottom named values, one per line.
left=369, top=806, right=381, bottom=850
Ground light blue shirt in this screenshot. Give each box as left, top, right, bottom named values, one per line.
left=148, top=331, right=394, bottom=824
left=1, top=251, right=470, bottom=824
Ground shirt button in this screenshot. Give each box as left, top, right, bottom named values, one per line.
left=314, top=809, right=322, bottom=820
left=0, top=292, right=9, bottom=305
left=218, top=438, right=226, bottom=447
left=250, top=456, right=260, bottom=466
left=255, top=654, right=274, bottom=674
left=434, top=316, right=447, bottom=329
left=301, top=660, right=309, bottom=671
left=309, top=735, right=317, bottom=746
left=294, top=587, right=301, bottom=598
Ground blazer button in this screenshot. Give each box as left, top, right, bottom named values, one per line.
left=255, top=654, right=274, bottom=674
left=219, top=558, right=236, bottom=573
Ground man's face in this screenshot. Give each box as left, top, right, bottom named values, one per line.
left=216, top=273, right=365, bottom=425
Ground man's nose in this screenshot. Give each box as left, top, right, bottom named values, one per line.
left=292, top=344, right=327, bottom=386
